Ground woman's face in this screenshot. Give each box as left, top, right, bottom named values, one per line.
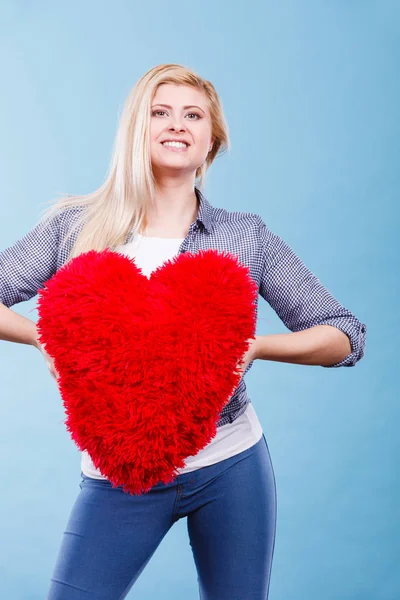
left=150, top=83, right=214, bottom=178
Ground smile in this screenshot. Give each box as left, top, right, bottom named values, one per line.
left=161, top=141, right=189, bottom=152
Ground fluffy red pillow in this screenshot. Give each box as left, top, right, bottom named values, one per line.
left=36, top=248, right=258, bottom=495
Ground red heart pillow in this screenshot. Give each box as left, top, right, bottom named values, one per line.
left=36, top=248, right=258, bottom=495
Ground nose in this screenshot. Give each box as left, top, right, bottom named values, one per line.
left=168, top=116, right=187, bottom=132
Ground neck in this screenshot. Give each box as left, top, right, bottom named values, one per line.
left=144, top=176, right=199, bottom=231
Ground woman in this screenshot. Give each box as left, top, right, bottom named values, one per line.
left=0, top=64, right=367, bottom=599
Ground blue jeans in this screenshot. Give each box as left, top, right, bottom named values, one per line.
left=46, top=433, right=277, bottom=599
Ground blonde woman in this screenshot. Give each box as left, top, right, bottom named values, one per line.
left=0, top=64, right=367, bottom=599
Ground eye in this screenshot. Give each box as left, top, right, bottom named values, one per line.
left=151, top=110, right=201, bottom=119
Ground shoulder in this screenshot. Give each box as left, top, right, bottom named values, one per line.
left=209, top=205, right=288, bottom=264
left=210, top=206, right=276, bottom=245
left=36, top=204, right=85, bottom=231
left=211, top=205, right=264, bottom=230
left=50, top=205, right=87, bottom=241
left=56, top=204, right=86, bottom=226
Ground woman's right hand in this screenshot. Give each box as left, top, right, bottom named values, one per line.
left=33, top=332, right=59, bottom=381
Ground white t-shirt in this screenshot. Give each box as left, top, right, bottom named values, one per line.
left=81, top=232, right=263, bottom=480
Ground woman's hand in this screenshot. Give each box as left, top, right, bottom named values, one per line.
left=235, top=336, right=260, bottom=378
left=32, top=330, right=59, bottom=381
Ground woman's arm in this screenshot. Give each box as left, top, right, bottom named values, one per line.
left=256, top=217, right=367, bottom=368
left=0, top=212, right=60, bottom=308
left=0, top=212, right=60, bottom=351
left=254, top=325, right=352, bottom=366
left=0, top=301, right=38, bottom=346
left=0, top=302, right=59, bottom=379
left=0, top=208, right=62, bottom=378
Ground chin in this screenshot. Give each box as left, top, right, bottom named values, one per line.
left=152, top=160, right=198, bottom=173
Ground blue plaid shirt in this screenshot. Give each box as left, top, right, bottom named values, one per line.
left=0, top=188, right=367, bottom=426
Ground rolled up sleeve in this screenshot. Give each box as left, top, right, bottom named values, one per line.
left=256, top=217, right=367, bottom=367
left=0, top=213, right=59, bottom=308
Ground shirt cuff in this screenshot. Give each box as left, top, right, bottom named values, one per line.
left=321, top=318, right=367, bottom=368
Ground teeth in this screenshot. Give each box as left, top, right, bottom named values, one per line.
left=162, top=141, right=188, bottom=148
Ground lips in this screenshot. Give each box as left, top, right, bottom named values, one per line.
left=161, top=140, right=190, bottom=147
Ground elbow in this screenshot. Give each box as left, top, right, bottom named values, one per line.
left=323, top=320, right=367, bottom=368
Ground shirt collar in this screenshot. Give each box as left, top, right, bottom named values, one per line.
left=194, top=187, right=214, bottom=234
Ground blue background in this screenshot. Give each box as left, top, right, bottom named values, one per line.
left=0, top=1, right=398, bottom=598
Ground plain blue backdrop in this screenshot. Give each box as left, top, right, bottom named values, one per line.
left=0, top=1, right=398, bottom=599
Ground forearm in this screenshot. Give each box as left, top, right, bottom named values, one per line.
left=254, top=325, right=352, bottom=367
left=0, top=302, right=38, bottom=347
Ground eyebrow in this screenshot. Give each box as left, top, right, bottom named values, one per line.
left=152, top=103, right=206, bottom=113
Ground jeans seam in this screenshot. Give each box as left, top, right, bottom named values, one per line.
left=171, top=483, right=183, bottom=522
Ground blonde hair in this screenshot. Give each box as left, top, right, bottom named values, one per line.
left=37, top=63, right=230, bottom=260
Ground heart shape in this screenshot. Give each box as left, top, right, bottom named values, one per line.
left=36, top=248, right=258, bottom=495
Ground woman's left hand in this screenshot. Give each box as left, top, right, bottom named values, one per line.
left=235, top=336, right=260, bottom=378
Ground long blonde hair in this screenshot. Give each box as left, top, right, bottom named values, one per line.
left=37, top=64, right=230, bottom=260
